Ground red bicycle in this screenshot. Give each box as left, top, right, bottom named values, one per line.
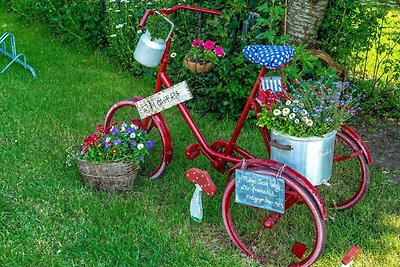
left=104, top=5, right=372, bottom=266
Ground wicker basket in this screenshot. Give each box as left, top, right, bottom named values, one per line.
left=183, top=56, right=213, bottom=73
left=76, top=158, right=138, bottom=192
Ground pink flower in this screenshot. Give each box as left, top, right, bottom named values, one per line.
left=214, top=46, right=225, bottom=57
left=192, top=39, right=204, bottom=47
left=203, top=40, right=215, bottom=50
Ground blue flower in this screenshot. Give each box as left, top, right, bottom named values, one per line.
left=111, top=127, right=118, bottom=136
left=146, top=140, right=155, bottom=149
left=114, top=139, right=122, bottom=146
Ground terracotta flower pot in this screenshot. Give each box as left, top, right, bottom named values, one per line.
left=183, top=56, right=213, bottom=73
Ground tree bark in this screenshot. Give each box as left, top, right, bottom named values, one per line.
left=286, top=0, right=329, bottom=47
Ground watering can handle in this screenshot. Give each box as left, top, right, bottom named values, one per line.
left=270, top=139, right=293, bottom=151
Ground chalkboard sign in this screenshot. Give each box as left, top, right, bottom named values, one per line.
left=235, top=169, right=285, bottom=214
left=136, top=81, right=193, bottom=119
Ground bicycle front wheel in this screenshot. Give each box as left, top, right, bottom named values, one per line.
left=104, top=99, right=172, bottom=179
left=222, top=166, right=326, bottom=267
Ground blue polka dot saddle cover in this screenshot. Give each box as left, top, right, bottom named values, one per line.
left=243, top=45, right=296, bottom=69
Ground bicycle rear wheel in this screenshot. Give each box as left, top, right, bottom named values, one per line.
left=317, top=129, right=370, bottom=210
left=104, top=99, right=172, bottom=179
left=222, top=166, right=326, bottom=267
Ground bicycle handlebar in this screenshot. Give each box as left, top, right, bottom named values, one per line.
left=139, top=4, right=221, bottom=28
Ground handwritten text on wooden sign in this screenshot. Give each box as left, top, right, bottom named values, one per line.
left=136, top=81, right=193, bottom=119
left=235, top=169, right=285, bottom=213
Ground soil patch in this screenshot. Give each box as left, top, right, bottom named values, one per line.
left=352, top=116, right=400, bottom=186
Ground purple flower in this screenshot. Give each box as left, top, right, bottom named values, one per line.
left=114, top=139, right=122, bottom=146
left=127, top=127, right=134, bottom=133
left=129, top=140, right=136, bottom=147
left=103, top=141, right=111, bottom=148
left=146, top=140, right=155, bottom=149
left=139, top=156, right=144, bottom=162
left=111, top=127, right=118, bottom=136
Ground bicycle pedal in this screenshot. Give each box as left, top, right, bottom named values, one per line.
left=185, top=143, right=201, bottom=160
left=186, top=168, right=217, bottom=197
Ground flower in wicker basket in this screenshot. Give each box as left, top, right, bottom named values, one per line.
left=183, top=39, right=225, bottom=73
left=75, top=122, right=154, bottom=192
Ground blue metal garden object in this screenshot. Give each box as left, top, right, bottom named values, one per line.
left=0, top=32, right=36, bottom=77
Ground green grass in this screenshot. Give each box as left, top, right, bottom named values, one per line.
left=1, top=10, right=400, bottom=267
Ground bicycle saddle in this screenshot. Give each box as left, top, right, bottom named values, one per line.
left=243, top=45, right=295, bottom=69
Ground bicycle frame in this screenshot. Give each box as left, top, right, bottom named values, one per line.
left=154, top=36, right=271, bottom=173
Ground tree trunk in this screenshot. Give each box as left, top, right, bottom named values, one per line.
left=286, top=0, right=329, bottom=47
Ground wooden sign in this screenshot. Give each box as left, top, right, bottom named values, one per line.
left=235, top=169, right=285, bottom=213
left=136, top=81, right=193, bottom=119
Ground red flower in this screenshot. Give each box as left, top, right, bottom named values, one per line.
left=191, top=39, right=204, bottom=47
left=214, top=46, right=225, bottom=57
left=203, top=40, right=215, bottom=50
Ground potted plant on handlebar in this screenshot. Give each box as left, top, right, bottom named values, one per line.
left=183, top=39, right=225, bottom=73
left=257, top=76, right=360, bottom=186
left=134, top=12, right=174, bottom=68
left=72, top=122, right=154, bottom=192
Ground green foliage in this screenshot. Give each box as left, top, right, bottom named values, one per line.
left=357, top=79, right=400, bottom=118
left=6, top=0, right=107, bottom=47
left=6, top=0, right=398, bottom=119
left=318, top=1, right=400, bottom=118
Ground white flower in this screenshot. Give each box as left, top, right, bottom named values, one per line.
left=137, top=143, right=144, bottom=150
left=115, top=24, right=124, bottom=29
left=105, top=136, right=111, bottom=142
left=130, top=132, right=136, bottom=139
left=286, top=100, right=291, bottom=105
left=302, top=116, right=308, bottom=121
left=122, top=122, right=127, bottom=128
left=293, top=100, right=299, bottom=104
left=301, top=109, right=308, bottom=116
left=273, top=109, right=282, bottom=116
left=137, top=29, right=142, bottom=35
left=289, top=113, right=296, bottom=120
left=306, top=119, right=314, bottom=127
left=294, top=119, right=300, bottom=124
left=131, top=124, right=138, bottom=130
left=282, top=108, right=290, bottom=116
left=170, top=52, right=177, bottom=58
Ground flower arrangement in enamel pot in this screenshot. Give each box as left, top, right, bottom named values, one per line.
left=183, top=39, right=225, bottom=73
left=75, top=122, right=154, bottom=192
left=257, top=76, right=361, bottom=185
left=257, top=77, right=360, bottom=138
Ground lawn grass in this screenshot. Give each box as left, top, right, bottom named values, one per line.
left=1, top=9, right=399, bottom=267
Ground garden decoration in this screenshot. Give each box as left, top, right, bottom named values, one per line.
left=0, top=32, right=36, bottom=77
left=257, top=77, right=360, bottom=185
left=183, top=39, right=225, bottom=73
left=134, top=11, right=174, bottom=68
left=75, top=122, right=154, bottom=192
left=105, top=4, right=372, bottom=266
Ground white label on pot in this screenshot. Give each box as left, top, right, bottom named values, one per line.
left=136, top=81, right=193, bottom=119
